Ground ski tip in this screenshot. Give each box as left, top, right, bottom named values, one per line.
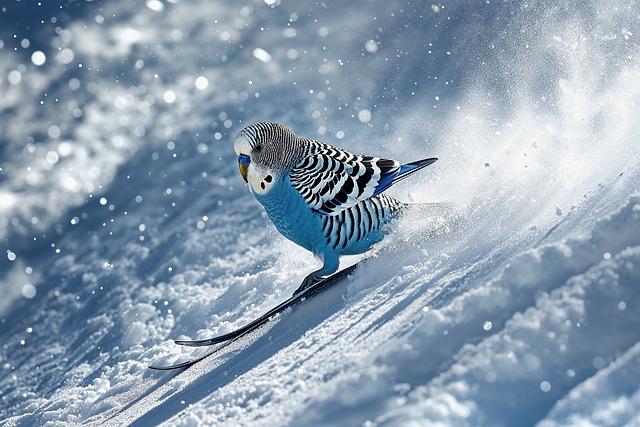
left=149, top=361, right=192, bottom=371
left=174, top=339, right=199, bottom=347
left=149, top=365, right=168, bottom=371
left=174, top=338, right=216, bottom=347
left=149, top=365, right=179, bottom=371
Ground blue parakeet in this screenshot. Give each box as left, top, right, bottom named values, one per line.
left=233, top=122, right=437, bottom=294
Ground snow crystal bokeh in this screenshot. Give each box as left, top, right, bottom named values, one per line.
left=1, top=0, right=640, bottom=426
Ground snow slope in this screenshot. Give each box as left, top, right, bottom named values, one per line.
left=1, top=0, right=639, bottom=425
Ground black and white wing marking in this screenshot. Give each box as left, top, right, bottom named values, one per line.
left=289, top=143, right=400, bottom=216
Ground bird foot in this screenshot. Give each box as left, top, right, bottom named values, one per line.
left=293, top=273, right=323, bottom=296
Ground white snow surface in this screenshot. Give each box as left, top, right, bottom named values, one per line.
left=1, top=0, right=640, bottom=426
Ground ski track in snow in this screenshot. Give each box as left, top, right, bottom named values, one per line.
left=1, top=0, right=640, bottom=426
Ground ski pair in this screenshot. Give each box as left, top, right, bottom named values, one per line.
left=149, top=263, right=359, bottom=370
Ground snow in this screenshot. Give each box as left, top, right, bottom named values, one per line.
left=1, top=0, right=640, bottom=426
left=541, top=343, right=640, bottom=427
left=365, top=40, right=379, bottom=53
left=252, top=48, right=273, bottom=64
left=358, top=109, right=372, bottom=123
left=30, top=51, right=46, bottom=66
left=194, top=76, right=209, bottom=91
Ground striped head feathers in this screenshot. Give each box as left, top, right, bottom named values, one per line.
left=234, top=122, right=303, bottom=195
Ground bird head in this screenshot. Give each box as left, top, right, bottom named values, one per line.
left=233, top=122, right=301, bottom=195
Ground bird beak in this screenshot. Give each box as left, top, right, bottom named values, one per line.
left=238, top=154, right=251, bottom=183
left=239, top=164, right=248, bottom=182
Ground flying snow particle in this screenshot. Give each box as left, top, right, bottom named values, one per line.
left=483, top=320, right=493, bottom=331
left=0, top=191, right=17, bottom=209
left=593, top=356, right=606, bottom=369
left=539, top=381, right=551, bottom=392
left=57, top=142, right=73, bottom=157
left=8, top=70, right=22, bottom=85
left=286, top=48, right=298, bottom=60
left=99, top=197, right=108, bottom=205
left=22, top=284, right=36, bottom=299
left=195, top=76, right=209, bottom=90
left=7, top=250, right=16, bottom=261
left=170, top=29, right=183, bottom=41
left=59, top=29, right=72, bottom=44
left=431, top=4, right=441, bottom=13
left=61, top=176, right=79, bottom=192
left=48, top=125, right=61, bottom=139
left=365, top=39, right=378, bottom=53
left=31, top=51, right=46, bottom=66
left=56, top=48, right=74, bottom=64
left=252, top=48, right=272, bottom=63
left=68, top=78, right=80, bottom=90
left=336, top=130, right=345, bottom=139
left=358, top=109, right=372, bottom=123
left=146, top=0, right=165, bottom=12
left=163, top=90, right=176, bottom=103
left=318, top=27, right=329, bottom=37
left=21, top=38, right=30, bottom=48
left=46, top=151, right=60, bottom=165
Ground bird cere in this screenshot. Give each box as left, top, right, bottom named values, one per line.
left=233, top=122, right=438, bottom=295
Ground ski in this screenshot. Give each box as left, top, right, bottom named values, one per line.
left=149, top=347, right=220, bottom=370
left=149, top=263, right=359, bottom=370
left=174, top=263, right=359, bottom=347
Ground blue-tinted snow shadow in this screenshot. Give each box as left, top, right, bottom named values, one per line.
left=128, top=276, right=351, bottom=426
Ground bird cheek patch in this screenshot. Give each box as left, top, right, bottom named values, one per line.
left=248, top=167, right=276, bottom=195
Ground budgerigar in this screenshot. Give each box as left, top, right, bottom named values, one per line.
left=233, top=122, right=437, bottom=294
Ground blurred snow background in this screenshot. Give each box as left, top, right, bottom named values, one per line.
left=1, top=0, right=639, bottom=425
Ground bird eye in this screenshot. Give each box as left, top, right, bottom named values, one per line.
left=254, top=144, right=263, bottom=153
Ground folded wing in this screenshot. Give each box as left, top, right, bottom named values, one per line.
left=289, top=144, right=401, bottom=216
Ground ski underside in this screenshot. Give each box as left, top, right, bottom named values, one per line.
left=149, top=263, right=359, bottom=371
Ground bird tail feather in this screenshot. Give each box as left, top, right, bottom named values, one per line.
left=375, top=157, right=438, bottom=194
left=397, top=157, right=438, bottom=181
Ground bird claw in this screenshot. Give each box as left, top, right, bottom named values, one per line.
left=293, top=273, right=322, bottom=296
